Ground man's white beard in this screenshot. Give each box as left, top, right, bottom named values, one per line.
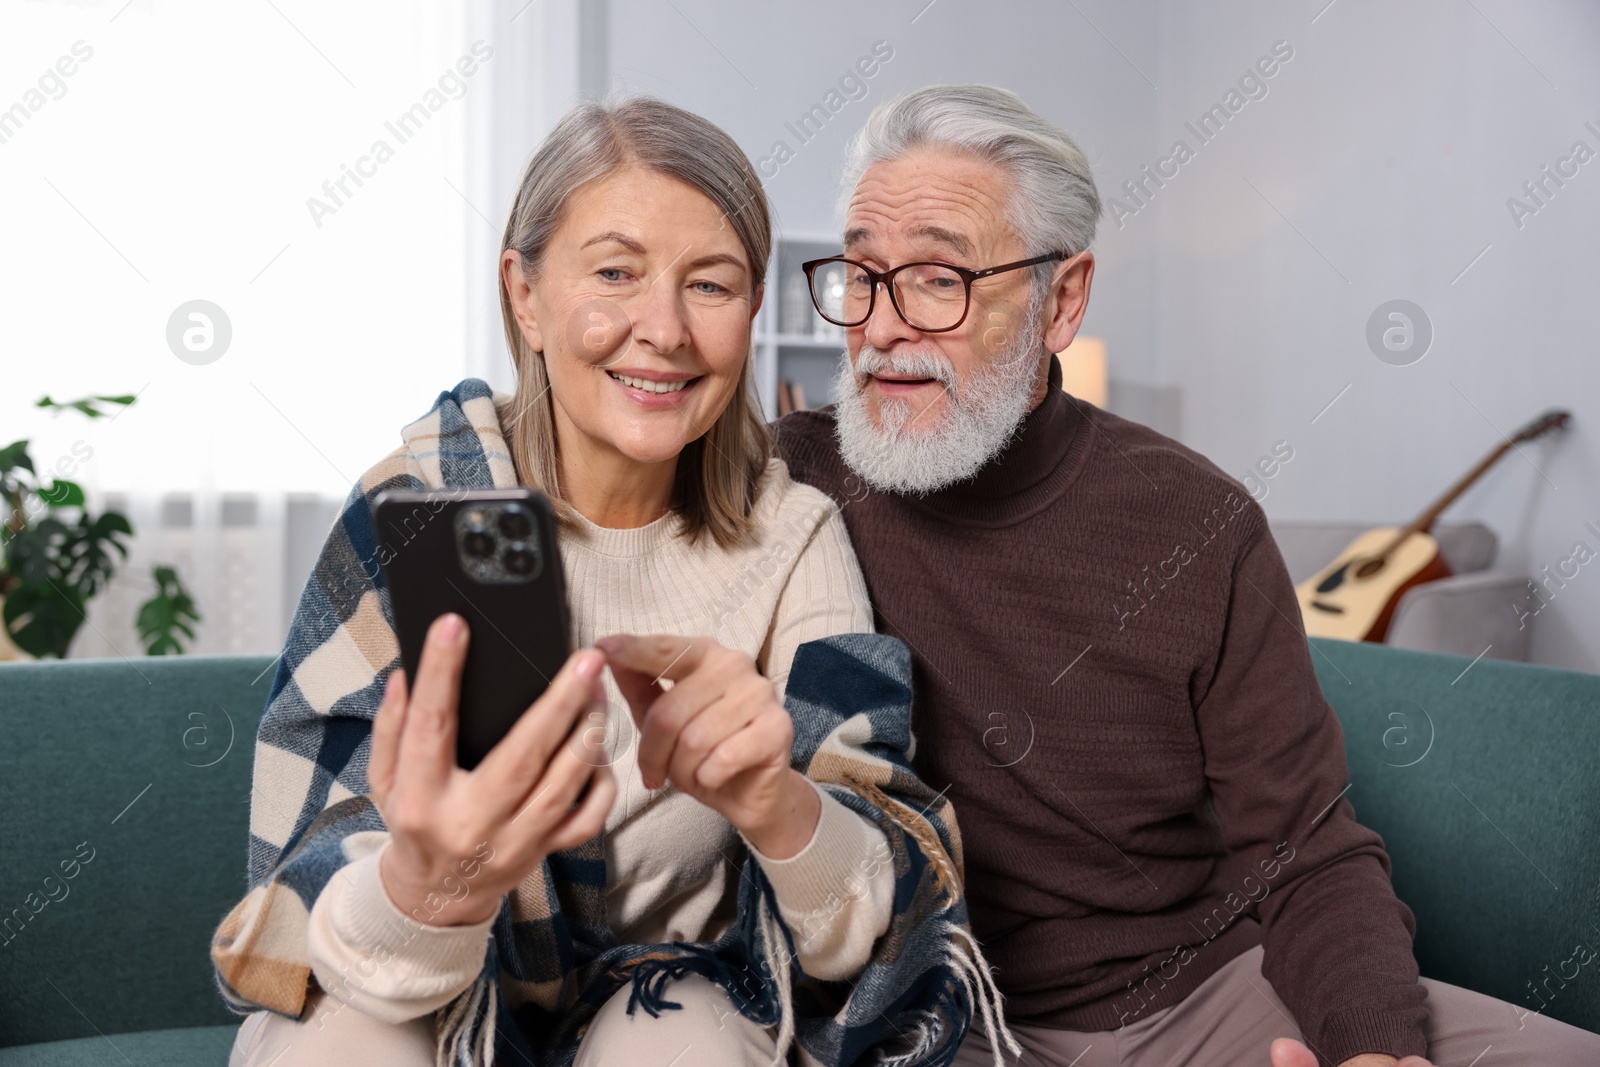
left=832, top=290, right=1046, bottom=496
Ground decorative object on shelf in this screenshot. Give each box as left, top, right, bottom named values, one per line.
left=1295, top=408, right=1572, bottom=642
left=780, top=269, right=813, bottom=336
left=1, top=393, right=202, bottom=660
left=755, top=233, right=854, bottom=419
left=1056, top=336, right=1108, bottom=407
left=776, top=380, right=809, bottom=416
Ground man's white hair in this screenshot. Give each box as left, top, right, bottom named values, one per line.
left=830, top=85, right=1103, bottom=496
left=839, top=84, right=1103, bottom=278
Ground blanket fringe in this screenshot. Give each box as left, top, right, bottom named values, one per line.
left=945, top=922, right=1020, bottom=1067
left=436, top=971, right=496, bottom=1067
left=626, top=941, right=741, bottom=1017
left=759, top=893, right=796, bottom=1067
left=871, top=923, right=1009, bottom=1067
left=874, top=1009, right=943, bottom=1066
left=619, top=887, right=797, bottom=1067
left=425, top=834, right=1003, bottom=1067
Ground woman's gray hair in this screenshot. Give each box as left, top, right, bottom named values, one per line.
left=503, top=96, right=771, bottom=296
left=839, top=85, right=1102, bottom=278
left=496, top=96, right=773, bottom=548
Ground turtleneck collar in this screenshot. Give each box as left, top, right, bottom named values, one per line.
left=905, top=351, right=1095, bottom=527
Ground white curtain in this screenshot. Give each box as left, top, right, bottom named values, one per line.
left=462, top=0, right=600, bottom=391
left=3, top=1, right=590, bottom=660
left=69, top=489, right=344, bottom=660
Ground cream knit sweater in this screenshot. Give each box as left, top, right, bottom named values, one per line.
left=305, top=459, right=896, bottom=1024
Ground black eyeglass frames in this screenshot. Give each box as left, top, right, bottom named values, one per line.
left=801, top=251, right=1071, bottom=333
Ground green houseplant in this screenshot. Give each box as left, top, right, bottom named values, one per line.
left=1, top=393, right=201, bottom=659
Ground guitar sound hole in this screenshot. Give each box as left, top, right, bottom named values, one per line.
left=1316, top=562, right=1351, bottom=594
left=1354, top=558, right=1385, bottom=579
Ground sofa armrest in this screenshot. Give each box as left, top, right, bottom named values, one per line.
left=1387, top=569, right=1530, bottom=662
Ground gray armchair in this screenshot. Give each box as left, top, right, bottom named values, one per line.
left=1269, top=521, right=1529, bottom=662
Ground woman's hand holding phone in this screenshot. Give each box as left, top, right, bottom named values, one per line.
left=368, top=612, right=617, bottom=928
left=595, top=634, right=821, bottom=861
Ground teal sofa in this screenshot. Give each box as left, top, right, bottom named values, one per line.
left=0, top=655, right=271, bottom=1065
left=1, top=641, right=1596, bottom=1063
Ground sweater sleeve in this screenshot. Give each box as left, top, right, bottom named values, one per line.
left=762, top=500, right=876, bottom=702
left=1194, top=517, right=1429, bottom=1065
left=306, top=835, right=497, bottom=1025
left=752, top=497, right=893, bottom=981
left=742, top=778, right=896, bottom=981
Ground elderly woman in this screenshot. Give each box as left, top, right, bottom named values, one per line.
left=210, top=98, right=1003, bottom=1067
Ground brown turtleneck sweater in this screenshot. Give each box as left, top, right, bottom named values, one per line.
left=776, top=356, right=1430, bottom=1066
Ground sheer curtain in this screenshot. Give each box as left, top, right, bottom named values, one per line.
left=1, top=0, right=586, bottom=660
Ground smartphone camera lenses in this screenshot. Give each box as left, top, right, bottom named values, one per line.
left=455, top=499, right=543, bottom=584
left=463, top=524, right=496, bottom=559
left=502, top=542, right=538, bottom=576
left=497, top=506, right=532, bottom=540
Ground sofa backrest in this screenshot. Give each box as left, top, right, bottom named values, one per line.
left=2, top=642, right=1595, bottom=1045
left=1273, top=521, right=1499, bottom=584
left=1310, top=637, right=1599, bottom=1034
left=0, top=654, right=275, bottom=1047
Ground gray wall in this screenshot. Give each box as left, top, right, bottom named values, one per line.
left=600, top=0, right=1600, bottom=671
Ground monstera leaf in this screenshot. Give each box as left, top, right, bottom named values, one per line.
left=38, top=479, right=86, bottom=508
left=5, top=515, right=68, bottom=586
left=3, top=579, right=86, bottom=659
left=136, top=564, right=201, bottom=656
left=57, top=509, right=133, bottom=598
left=0, top=438, right=34, bottom=487
left=1, top=393, right=201, bottom=658
left=34, top=394, right=137, bottom=419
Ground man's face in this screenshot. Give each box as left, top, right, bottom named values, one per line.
left=840, top=147, right=1045, bottom=435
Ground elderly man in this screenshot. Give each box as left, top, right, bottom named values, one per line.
left=776, top=85, right=1598, bottom=1067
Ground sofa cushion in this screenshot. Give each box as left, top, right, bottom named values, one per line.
left=0, top=1025, right=237, bottom=1066
left=1310, top=637, right=1600, bottom=1035
left=0, top=656, right=275, bottom=1048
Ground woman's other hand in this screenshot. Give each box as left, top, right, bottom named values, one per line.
left=595, top=634, right=820, bottom=859
left=367, top=612, right=617, bottom=927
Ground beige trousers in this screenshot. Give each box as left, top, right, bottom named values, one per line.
left=952, top=944, right=1600, bottom=1067
left=229, top=974, right=779, bottom=1066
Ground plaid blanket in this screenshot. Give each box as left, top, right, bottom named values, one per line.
left=210, top=378, right=1018, bottom=1067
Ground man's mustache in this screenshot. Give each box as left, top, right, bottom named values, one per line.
left=851, top=346, right=958, bottom=391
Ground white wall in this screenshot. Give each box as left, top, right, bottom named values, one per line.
left=602, top=0, right=1600, bottom=671
left=1146, top=1, right=1600, bottom=671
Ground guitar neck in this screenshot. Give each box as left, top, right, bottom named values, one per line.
left=1377, top=438, right=1522, bottom=558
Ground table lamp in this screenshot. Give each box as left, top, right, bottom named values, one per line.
left=1056, top=336, right=1107, bottom=407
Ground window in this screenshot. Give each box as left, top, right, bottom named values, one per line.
left=1, top=0, right=482, bottom=497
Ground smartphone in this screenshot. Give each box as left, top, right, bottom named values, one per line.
left=371, top=487, right=572, bottom=770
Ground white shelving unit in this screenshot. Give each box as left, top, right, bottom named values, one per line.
left=752, top=231, right=849, bottom=420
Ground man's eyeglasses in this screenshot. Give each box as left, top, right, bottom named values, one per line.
left=802, top=251, right=1070, bottom=333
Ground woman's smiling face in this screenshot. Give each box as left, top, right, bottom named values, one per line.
left=504, top=165, right=760, bottom=468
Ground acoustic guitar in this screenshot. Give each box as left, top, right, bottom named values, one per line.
left=1296, top=409, right=1572, bottom=642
